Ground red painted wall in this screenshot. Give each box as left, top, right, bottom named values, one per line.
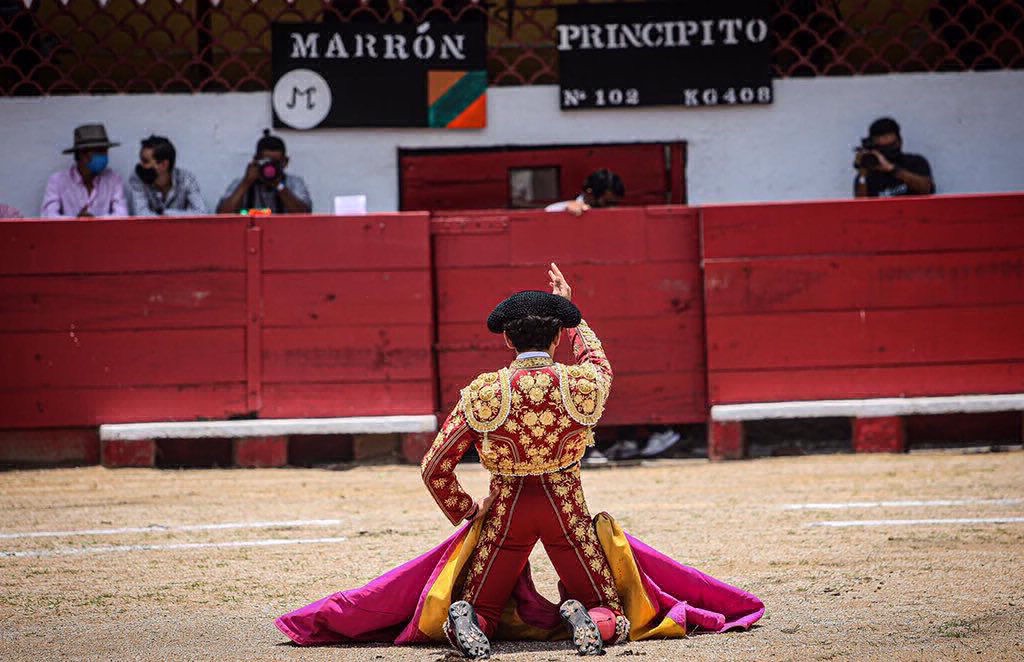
left=0, top=214, right=435, bottom=428
left=432, top=206, right=707, bottom=426
left=701, top=193, right=1024, bottom=404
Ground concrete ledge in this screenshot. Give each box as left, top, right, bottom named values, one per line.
left=711, top=394, right=1024, bottom=422
left=100, top=415, right=438, bottom=441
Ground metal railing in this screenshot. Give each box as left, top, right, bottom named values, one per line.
left=1, top=0, right=1022, bottom=95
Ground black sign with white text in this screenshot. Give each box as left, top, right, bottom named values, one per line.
left=556, top=1, right=773, bottom=110
left=271, top=22, right=487, bottom=129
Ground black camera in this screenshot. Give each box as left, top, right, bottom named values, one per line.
left=256, top=158, right=282, bottom=183
left=854, top=137, right=879, bottom=170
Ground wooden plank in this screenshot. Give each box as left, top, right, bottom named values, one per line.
left=262, top=326, right=433, bottom=383
left=437, top=262, right=702, bottom=323
left=0, top=272, right=245, bottom=331
left=709, top=362, right=1024, bottom=404
left=0, top=329, right=245, bottom=388
left=0, top=217, right=247, bottom=275
left=0, top=383, right=248, bottom=428
left=263, top=271, right=432, bottom=327
left=701, top=194, right=1024, bottom=259
left=644, top=206, right=700, bottom=262
left=706, top=306, right=1024, bottom=370
left=704, top=250, right=1024, bottom=315
left=598, top=372, right=707, bottom=425
left=438, top=316, right=705, bottom=375
left=261, top=381, right=435, bottom=418
left=432, top=208, right=700, bottom=269
left=258, top=214, right=430, bottom=271
left=507, top=209, right=654, bottom=265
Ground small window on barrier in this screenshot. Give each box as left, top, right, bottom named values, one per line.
left=509, top=166, right=560, bottom=209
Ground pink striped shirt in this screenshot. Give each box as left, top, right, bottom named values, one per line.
left=40, top=165, right=127, bottom=218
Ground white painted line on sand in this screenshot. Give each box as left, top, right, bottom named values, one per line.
left=810, top=517, right=1024, bottom=528
left=0, top=519, right=343, bottom=540
left=1, top=536, right=349, bottom=558
left=782, top=498, right=1023, bottom=511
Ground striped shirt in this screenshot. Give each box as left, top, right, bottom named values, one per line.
left=40, top=165, right=127, bottom=218
left=126, top=167, right=208, bottom=216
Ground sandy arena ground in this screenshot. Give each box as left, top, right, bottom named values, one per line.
left=1, top=451, right=1023, bottom=661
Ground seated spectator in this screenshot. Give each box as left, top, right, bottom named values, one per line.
left=0, top=202, right=22, bottom=218
left=216, top=130, right=312, bottom=214
left=545, top=168, right=625, bottom=216
left=127, top=135, right=207, bottom=216
left=854, top=117, right=935, bottom=198
left=41, top=123, right=127, bottom=218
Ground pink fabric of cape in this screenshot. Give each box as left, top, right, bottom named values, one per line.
left=275, top=517, right=764, bottom=646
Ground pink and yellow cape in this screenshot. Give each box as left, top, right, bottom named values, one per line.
left=276, top=513, right=764, bottom=646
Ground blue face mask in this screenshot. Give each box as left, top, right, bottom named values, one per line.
left=86, top=153, right=108, bottom=175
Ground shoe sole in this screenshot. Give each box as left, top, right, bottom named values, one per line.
left=559, top=599, right=605, bottom=656
left=448, top=600, right=490, bottom=660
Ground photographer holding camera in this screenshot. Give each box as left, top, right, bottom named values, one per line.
left=854, top=117, right=935, bottom=198
left=216, top=130, right=312, bottom=214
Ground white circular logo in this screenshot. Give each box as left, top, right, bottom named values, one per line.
left=272, top=69, right=332, bottom=130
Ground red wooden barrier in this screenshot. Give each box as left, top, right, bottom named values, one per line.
left=257, top=213, right=435, bottom=418
left=702, top=193, right=1024, bottom=405
left=0, top=217, right=250, bottom=430
left=4, top=194, right=1022, bottom=466
left=432, top=206, right=706, bottom=425
left=0, top=213, right=435, bottom=437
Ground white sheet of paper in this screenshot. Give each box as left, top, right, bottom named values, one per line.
left=334, top=195, right=367, bottom=215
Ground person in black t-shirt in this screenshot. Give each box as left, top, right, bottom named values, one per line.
left=854, top=117, right=936, bottom=198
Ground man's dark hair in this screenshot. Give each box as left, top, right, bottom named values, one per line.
left=141, top=135, right=176, bottom=169
left=256, top=128, right=287, bottom=156
left=583, top=168, right=625, bottom=198
left=869, top=117, right=901, bottom=138
left=503, top=316, right=562, bottom=353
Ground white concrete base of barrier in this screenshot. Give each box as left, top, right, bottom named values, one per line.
left=710, top=394, right=1024, bottom=422
left=99, top=415, right=438, bottom=441
left=708, top=394, right=1024, bottom=460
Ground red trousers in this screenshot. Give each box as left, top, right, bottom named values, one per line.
left=458, top=465, right=623, bottom=638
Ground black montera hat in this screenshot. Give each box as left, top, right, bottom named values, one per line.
left=487, top=290, right=582, bottom=334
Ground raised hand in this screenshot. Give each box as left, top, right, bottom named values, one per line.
left=548, top=262, right=572, bottom=301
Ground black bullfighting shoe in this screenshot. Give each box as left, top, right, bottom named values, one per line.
left=446, top=600, right=490, bottom=660
left=559, top=599, right=606, bottom=656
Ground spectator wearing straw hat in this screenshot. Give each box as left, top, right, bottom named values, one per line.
left=41, top=123, right=127, bottom=218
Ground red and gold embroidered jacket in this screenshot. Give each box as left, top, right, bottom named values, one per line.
left=420, top=319, right=612, bottom=524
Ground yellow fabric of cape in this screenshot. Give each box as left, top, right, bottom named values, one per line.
left=418, top=519, right=482, bottom=640
left=595, top=513, right=688, bottom=640
left=416, top=513, right=687, bottom=642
